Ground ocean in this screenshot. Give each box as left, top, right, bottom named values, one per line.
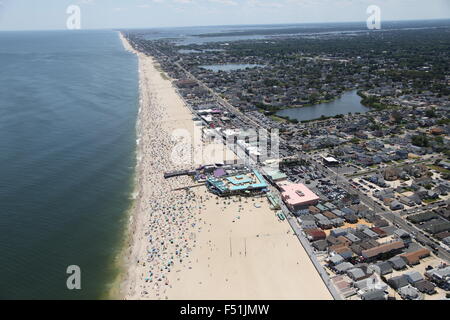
left=0, top=30, right=138, bottom=299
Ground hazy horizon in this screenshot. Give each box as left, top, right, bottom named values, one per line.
left=0, top=18, right=449, bottom=33
left=0, top=0, right=449, bottom=31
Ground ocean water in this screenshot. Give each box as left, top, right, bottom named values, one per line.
left=0, top=30, right=138, bottom=299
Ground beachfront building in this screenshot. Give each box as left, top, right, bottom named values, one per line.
left=205, top=169, right=268, bottom=197
left=280, top=183, right=320, bottom=212
left=264, top=168, right=288, bottom=183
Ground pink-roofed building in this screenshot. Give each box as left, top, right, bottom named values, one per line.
left=280, top=183, right=320, bottom=212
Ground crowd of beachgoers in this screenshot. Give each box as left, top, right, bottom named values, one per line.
left=119, top=32, right=210, bottom=298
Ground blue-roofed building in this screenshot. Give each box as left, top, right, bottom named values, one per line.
left=206, top=169, right=268, bottom=196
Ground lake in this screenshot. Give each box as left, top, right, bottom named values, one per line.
left=275, top=90, right=369, bottom=122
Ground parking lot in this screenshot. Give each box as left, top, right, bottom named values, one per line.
left=280, top=162, right=353, bottom=203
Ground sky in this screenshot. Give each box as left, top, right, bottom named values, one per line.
left=0, top=0, right=449, bottom=31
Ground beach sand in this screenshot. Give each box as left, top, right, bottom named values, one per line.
left=118, top=32, right=332, bottom=300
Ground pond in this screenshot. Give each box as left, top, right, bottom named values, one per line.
left=275, top=90, right=369, bottom=122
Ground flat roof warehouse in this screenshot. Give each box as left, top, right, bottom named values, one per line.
left=280, top=183, right=320, bottom=211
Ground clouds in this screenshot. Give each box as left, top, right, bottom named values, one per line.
left=135, top=0, right=280, bottom=8
left=173, top=0, right=195, bottom=4
left=77, top=0, right=96, bottom=4
left=131, top=0, right=411, bottom=11
left=208, top=0, right=238, bottom=6
left=0, top=0, right=448, bottom=31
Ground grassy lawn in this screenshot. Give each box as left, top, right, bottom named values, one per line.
left=428, top=164, right=450, bottom=174
left=423, top=198, right=440, bottom=204
left=269, top=115, right=288, bottom=123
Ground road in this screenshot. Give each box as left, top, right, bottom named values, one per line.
left=382, top=211, right=450, bottom=262
left=302, top=152, right=450, bottom=262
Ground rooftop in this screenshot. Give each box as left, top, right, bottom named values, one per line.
left=281, top=183, right=320, bottom=206
left=361, top=240, right=405, bottom=259
left=206, top=169, right=267, bottom=194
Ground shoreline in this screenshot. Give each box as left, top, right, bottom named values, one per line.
left=105, top=32, right=142, bottom=300
left=115, top=32, right=332, bottom=300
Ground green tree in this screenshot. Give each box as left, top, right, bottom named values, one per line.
left=411, top=135, right=429, bottom=147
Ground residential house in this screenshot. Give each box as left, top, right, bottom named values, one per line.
left=344, top=233, right=361, bottom=244
left=333, top=246, right=353, bottom=260
left=312, top=239, right=329, bottom=252
left=388, top=275, right=409, bottom=290
left=425, top=265, right=450, bottom=289
left=301, top=220, right=318, bottom=229
left=344, top=214, right=359, bottom=224
left=330, top=228, right=347, bottom=238
left=369, top=261, right=393, bottom=276
left=361, top=289, right=388, bottom=300
left=404, top=271, right=424, bottom=285
left=414, top=280, right=437, bottom=295
left=304, top=228, right=327, bottom=241
left=388, top=256, right=408, bottom=270
left=398, top=285, right=422, bottom=300
left=329, top=254, right=345, bottom=266
left=390, top=200, right=404, bottom=211
left=347, top=268, right=367, bottom=281
left=371, top=227, right=387, bottom=238
left=362, top=228, right=379, bottom=239
left=331, top=218, right=345, bottom=227
left=334, top=262, right=355, bottom=274
left=394, top=229, right=413, bottom=244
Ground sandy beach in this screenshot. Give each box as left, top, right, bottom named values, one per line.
left=118, top=32, right=332, bottom=300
